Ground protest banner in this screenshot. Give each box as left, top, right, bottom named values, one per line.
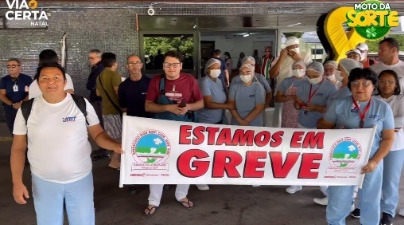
left=119, top=115, right=376, bottom=188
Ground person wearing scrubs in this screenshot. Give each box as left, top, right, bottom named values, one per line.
left=275, top=60, right=306, bottom=128
left=196, top=58, right=234, bottom=191
left=228, top=63, right=265, bottom=127
left=285, top=62, right=337, bottom=194
left=374, top=70, right=404, bottom=225
left=318, top=68, right=395, bottom=225
left=231, top=56, right=272, bottom=108
left=314, top=59, right=363, bottom=207
left=323, top=60, right=342, bottom=89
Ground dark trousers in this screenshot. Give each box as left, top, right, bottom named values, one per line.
left=5, top=108, right=17, bottom=135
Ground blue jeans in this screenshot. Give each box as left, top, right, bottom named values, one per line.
left=32, top=173, right=95, bottom=225
left=326, top=160, right=383, bottom=225
left=381, top=149, right=404, bottom=217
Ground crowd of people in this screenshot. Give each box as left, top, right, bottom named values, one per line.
left=1, top=36, right=404, bottom=225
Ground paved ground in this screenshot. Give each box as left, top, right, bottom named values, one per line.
left=1, top=123, right=404, bottom=225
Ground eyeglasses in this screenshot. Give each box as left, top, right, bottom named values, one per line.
left=351, top=80, right=373, bottom=87
left=264, top=51, right=271, bottom=53
left=128, top=62, right=142, bottom=66
left=7, top=64, right=20, bottom=68
left=379, top=80, right=396, bottom=85
left=163, top=62, right=181, bottom=68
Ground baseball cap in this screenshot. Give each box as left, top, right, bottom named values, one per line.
left=356, top=43, right=369, bottom=51
left=346, top=49, right=361, bottom=56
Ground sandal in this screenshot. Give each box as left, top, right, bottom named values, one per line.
left=178, top=198, right=194, bottom=209
left=144, top=205, right=158, bottom=216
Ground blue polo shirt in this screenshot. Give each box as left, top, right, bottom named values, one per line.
left=197, top=76, right=227, bottom=123
left=296, top=78, right=337, bottom=128
left=324, top=96, right=394, bottom=155
left=0, top=74, right=32, bottom=110
left=118, top=75, right=152, bottom=118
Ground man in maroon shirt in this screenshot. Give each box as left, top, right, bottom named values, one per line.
left=144, top=50, right=203, bottom=215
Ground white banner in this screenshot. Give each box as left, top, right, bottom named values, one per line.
left=119, top=115, right=376, bottom=188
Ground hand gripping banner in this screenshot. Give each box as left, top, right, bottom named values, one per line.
left=119, top=115, right=376, bottom=188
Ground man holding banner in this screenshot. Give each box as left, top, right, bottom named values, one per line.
left=143, top=50, right=204, bottom=215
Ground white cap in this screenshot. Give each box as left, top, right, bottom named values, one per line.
left=346, top=49, right=361, bottom=56
left=356, top=43, right=369, bottom=51
left=285, top=37, right=299, bottom=47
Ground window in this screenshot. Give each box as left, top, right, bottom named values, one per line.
left=311, top=49, right=323, bottom=55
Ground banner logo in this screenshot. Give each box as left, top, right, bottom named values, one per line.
left=131, top=129, right=170, bottom=171
left=330, top=137, right=362, bottom=168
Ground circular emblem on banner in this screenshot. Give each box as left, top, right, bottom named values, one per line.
left=330, top=137, right=362, bottom=168
left=131, top=130, right=171, bottom=164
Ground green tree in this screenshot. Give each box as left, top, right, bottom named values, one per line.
left=283, top=32, right=304, bottom=38
left=366, top=34, right=404, bottom=52
left=144, top=36, right=194, bottom=57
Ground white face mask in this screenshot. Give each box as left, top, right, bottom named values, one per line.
left=210, top=69, right=221, bottom=78
left=326, top=74, right=336, bottom=81
left=240, top=75, right=253, bottom=83
left=292, top=69, right=305, bottom=78
left=289, top=47, right=300, bottom=54
left=307, top=77, right=321, bottom=85
left=359, top=52, right=367, bottom=61
left=335, top=70, right=343, bottom=82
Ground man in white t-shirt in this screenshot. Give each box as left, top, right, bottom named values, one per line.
left=371, top=37, right=404, bottom=94
left=269, top=36, right=312, bottom=127
left=11, top=63, right=122, bottom=225
left=28, top=49, right=74, bottom=99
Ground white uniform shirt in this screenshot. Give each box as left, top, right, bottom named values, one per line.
left=272, top=52, right=312, bottom=94
left=29, top=73, right=74, bottom=99
left=374, top=94, right=404, bottom=151
left=371, top=61, right=404, bottom=94
left=13, top=94, right=99, bottom=183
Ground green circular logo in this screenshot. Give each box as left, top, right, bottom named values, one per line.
left=347, top=0, right=397, bottom=40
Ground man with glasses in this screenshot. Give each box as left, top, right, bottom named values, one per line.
left=0, top=58, right=32, bottom=134
left=86, top=49, right=108, bottom=160
left=144, top=50, right=203, bottom=215
left=118, top=55, right=151, bottom=118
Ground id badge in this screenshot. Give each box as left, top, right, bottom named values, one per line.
left=13, top=84, right=18, bottom=92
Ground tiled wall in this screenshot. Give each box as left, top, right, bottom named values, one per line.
left=0, top=2, right=309, bottom=120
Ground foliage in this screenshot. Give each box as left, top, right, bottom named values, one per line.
left=365, top=34, right=404, bottom=52
left=144, top=37, right=194, bottom=57
left=283, top=32, right=304, bottom=38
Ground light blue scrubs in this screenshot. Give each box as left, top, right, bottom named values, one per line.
left=231, top=73, right=272, bottom=93
left=324, top=96, right=394, bottom=225
left=374, top=95, right=404, bottom=217
left=197, top=77, right=227, bottom=124
left=327, top=86, right=351, bottom=106
left=229, top=82, right=265, bottom=126
left=296, top=79, right=337, bottom=128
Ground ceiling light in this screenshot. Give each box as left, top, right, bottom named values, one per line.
left=243, top=33, right=250, bottom=37
left=287, top=23, right=301, bottom=27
